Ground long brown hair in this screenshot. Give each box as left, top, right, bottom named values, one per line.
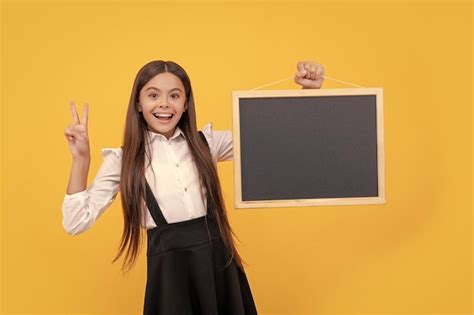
left=111, top=60, right=246, bottom=275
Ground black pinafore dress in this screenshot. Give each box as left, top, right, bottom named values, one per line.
left=142, top=132, right=258, bottom=315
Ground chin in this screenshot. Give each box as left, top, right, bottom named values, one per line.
left=151, top=124, right=177, bottom=136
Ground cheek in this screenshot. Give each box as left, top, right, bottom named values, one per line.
left=177, top=101, right=187, bottom=112
left=174, top=109, right=186, bottom=122
left=139, top=98, right=151, bottom=109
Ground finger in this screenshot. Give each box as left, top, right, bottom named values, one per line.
left=65, top=129, right=75, bottom=142
left=295, top=64, right=307, bottom=78
left=65, top=128, right=77, bottom=139
left=295, top=69, right=305, bottom=78
left=82, top=102, right=89, bottom=127
left=294, top=75, right=310, bottom=86
left=294, top=72, right=307, bottom=85
left=70, top=125, right=88, bottom=139
left=71, top=124, right=87, bottom=133
left=316, top=64, right=324, bottom=79
left=65, top=133, right=74, bottom=142
left=65, top=126, right=73, bottom=134
left=69, top=101, right=80, bottom=125
left=303, top=63, right=311, bottom=78
left=297, top=61, right=305, bottom=72
left=294, top=74, right=302, bottom=84
left=66, top=128, right=86, bottom=141
left=65, top=126, right=82, bottom=136
left=310, top=64, right=317, bottom=80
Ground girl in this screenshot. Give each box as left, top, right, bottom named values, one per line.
left=62, top=60, right=325, bottom=314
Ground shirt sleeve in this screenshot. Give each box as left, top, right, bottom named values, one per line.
left=201, top=122, right=233, bottom=162
left=61, top=147, right=122, bottom=235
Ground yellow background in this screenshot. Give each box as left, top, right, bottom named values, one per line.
left=1, top=0, right=472, bottom=314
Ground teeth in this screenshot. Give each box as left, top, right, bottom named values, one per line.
left=154, top=113, right=173, bottom=118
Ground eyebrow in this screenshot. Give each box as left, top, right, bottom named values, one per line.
left=145, top=87, right=183, bottom=92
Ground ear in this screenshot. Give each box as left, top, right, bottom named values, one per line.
left=184, top=101, right=188, bottom=112
left=137, top=103, right=142, bottom=112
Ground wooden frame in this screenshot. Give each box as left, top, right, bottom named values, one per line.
left=232, top=88, right=385, bottom=208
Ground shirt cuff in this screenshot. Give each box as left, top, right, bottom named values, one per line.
left=64, top=189, right=88, bottom=200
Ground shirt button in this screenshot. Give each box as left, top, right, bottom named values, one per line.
left=176, top=163, right=179, bottom=167
left=184, top=187, right=188, bottom=192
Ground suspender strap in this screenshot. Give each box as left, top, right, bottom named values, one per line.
left=144, top=180, right=168, bottom=226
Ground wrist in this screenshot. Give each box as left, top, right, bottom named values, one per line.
left=73, top=155, right=90, bottom=163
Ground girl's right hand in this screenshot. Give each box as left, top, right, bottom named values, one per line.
left=64, top=101, right=90, bottom=159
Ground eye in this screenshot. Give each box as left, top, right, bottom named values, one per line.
left=149, top=93, right=158, bottom=98
left=171, top=94, right=180, bottom=99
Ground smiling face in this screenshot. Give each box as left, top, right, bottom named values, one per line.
left=138, top=72, right=187, bottom=139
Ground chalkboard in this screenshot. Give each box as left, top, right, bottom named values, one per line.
left=231, top=88, right=385, bottom=208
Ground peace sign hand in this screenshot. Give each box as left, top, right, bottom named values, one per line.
left=64, top=101, right=90, bottom=159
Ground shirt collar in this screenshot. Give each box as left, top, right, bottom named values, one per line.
left=147, top=126, right=186, bottom=143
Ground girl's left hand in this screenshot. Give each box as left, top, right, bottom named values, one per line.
left=294, top=60, right=324, bottom=89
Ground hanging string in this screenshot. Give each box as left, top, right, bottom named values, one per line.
left=249, top=75, right=365, bottom=90
left=249, top=77, right=295, bottom=91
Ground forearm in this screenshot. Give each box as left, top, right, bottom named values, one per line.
left=66, top=156, right=90, bottom=194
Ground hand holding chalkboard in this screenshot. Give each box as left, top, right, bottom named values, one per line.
left=294, top=60, right=325, bottom=89
left=232, top=87, right=385, bottom=208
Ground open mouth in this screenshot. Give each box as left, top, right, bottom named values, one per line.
left=153, top=113, right=174, bottom=122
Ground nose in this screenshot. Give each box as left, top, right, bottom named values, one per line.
left=158, top=101, right=169, bottom=108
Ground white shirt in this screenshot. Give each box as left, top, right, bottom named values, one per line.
left=61, top=122, right=233, bottom=235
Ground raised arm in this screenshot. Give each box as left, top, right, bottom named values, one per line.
left=214, top=129, right=233, bottom=162
left=62, top=101, right=121, bottom=235
left=201, top=123, right=233, bottom=162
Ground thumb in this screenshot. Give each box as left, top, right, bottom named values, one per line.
left=294, top=73, right=307, bottom=84
left=295, top=69, right=307, bottom=78
left=65, top=128, right=86, bottom=142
